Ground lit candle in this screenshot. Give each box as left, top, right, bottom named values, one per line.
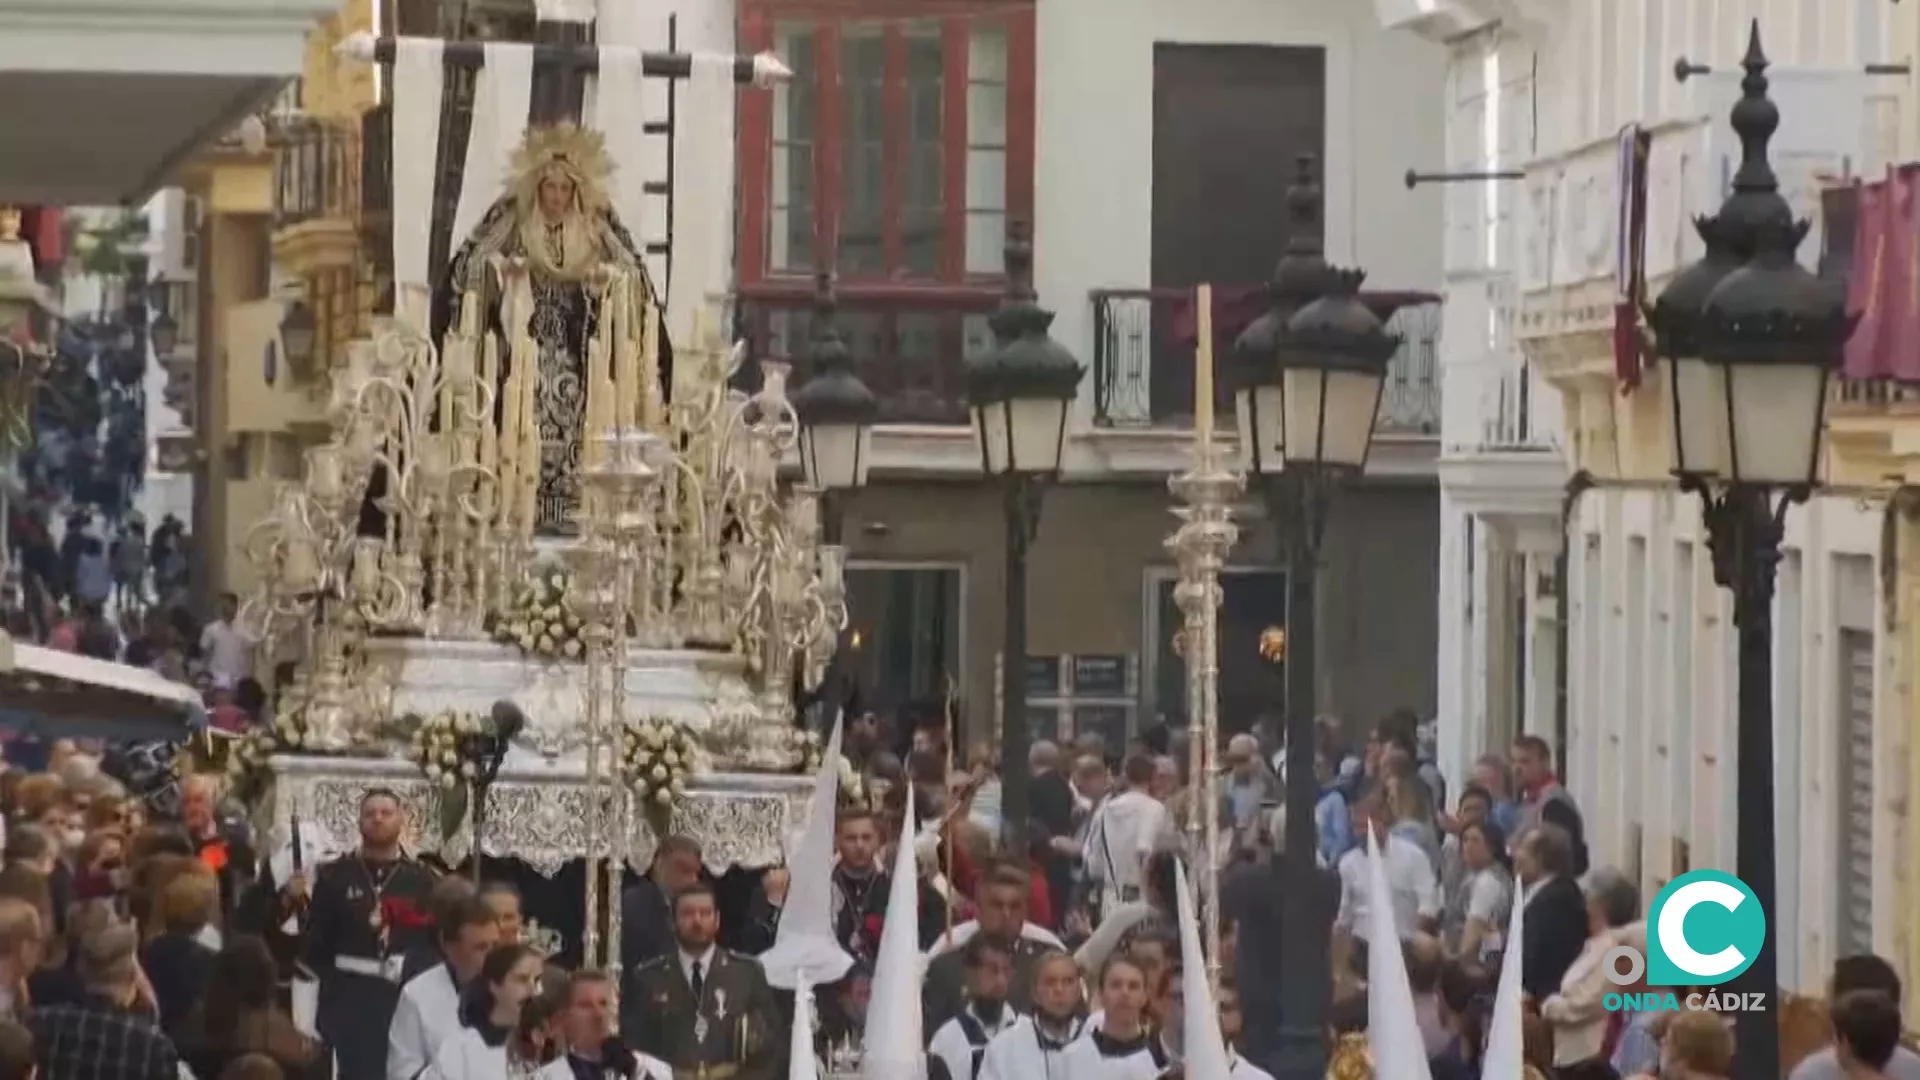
left=1194, top=283, right=1214, bottom=446
left=479, top=335, right=499, bottom=480
left=613, top=283, right=636, bottom=431
left=641, top=299, right=663, bottom=429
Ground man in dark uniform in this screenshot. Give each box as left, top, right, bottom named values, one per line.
left=302, top=789, right=438, bottom=1078
left=626, top=881, right=780, bottom=1080
left=923, top=868, right=1052, bottom=1032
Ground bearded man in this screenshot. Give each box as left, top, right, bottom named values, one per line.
left=432, top=123, right=668, bottom=535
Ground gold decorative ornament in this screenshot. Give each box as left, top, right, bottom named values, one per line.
left=1325, top=1033, right=1373, bottom=1080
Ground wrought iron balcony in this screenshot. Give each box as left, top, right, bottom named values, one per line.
left=738, top=281, right=1001, bottom=425
left=1476, top=361, right=1559, bottom=451
left=1830, top=376, right=1920, bottom=413
left=274, top=117, right=362, bottom=229
left=1089, top=286, right=1442, bottom=435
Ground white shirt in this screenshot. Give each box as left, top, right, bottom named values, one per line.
left=679, top=945, right=717, bottom=990
left=1333, top=833, right=1439, bottom=943
left=1229, top=1050, right=1276, bottom=1080
left=929, top=1005, right=1021, bottom=1080
left=422, top=1027, right=508, bottom=1080
left=387, top=965, right=463, bottom=1080
left=1082, top=791, right=1168, bottom=894
left=533, top=1050, right=677, bottom=1079
left=199, top=619, right=253, bottom=682
left=927, top=919, right=1066, bottom=958
left=980, top=1014, right=1087, bottom=1080
left=1055, top=1023, right=1160, bottom=1080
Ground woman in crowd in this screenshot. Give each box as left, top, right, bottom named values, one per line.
left=1057, top=955, right=1155, bottom=1080
left=139, top=862, right=221, bottom=1035
left=424, top=942, right=547, bottom=1079
left=177, top=935, right=330, bottom=1080
left=1444, top=819, right=1511, bottom=965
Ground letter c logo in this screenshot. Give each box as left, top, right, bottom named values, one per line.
left=1647, top=871, right=1765, bottom=986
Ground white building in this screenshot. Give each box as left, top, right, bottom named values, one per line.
left=1405, top=0, right=1920, bottom=996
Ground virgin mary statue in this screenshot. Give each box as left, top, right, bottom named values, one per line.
left=431, top=123, right=670, bottom=535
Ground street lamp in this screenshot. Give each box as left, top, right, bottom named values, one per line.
left=1231, top=153, right=1399, bottom=1080
left=791, top=269, right=878, bottom=543
left=966, top=220, right=1084, bottom=864
left=279, top=299, right=318, bottom=377
left=1646, top=24, right=1854, bottom=1080
left=150, top=311, right=179, bottom=358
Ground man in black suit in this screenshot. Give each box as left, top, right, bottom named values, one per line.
left=1516, top=823, right=1588, bottom=1001
left=620, top=835, right=705, bottom=979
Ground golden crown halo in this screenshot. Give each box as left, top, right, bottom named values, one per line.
left=1325, top=1033, right=1372, bottom=1080
left=508, top=123, right=614, bottom=211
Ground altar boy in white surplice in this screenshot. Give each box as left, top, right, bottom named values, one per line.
left=534, top=970, right=673, bottom=1080
left=979, top=950, right=1088, bottom=1080
left=387, top=898, right=501, bottom=1080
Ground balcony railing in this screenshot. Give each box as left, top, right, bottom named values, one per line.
left=1478, top=362, right=1559, bottom=451
left=1090, top=287, right=1442, bottom=435
left=737, top=282, right=1001, bottom=425
left=274, top=118, right=362, bottom=229
left=1831, top=377, right=1920, bottom=411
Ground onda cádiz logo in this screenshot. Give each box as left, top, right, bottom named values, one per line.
left=1602, top=870, right=1770, bottom=1013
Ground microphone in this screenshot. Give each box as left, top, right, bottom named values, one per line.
left=599, top=1035, right=639, bottom=1078
left=490, top=700, right=528, bottom=743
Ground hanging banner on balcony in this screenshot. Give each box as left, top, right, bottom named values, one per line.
left=1839, top=166, right=1920, bottom=382
left=1612, top=124, right=1650, bottom=393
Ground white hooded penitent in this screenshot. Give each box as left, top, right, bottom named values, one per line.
left=861, top=785, right=924, bottom=1080
left=1480, top=878, right=1528, bottom=1080
left=1174, top=858, right=1233, bottom=1080
left=761, top=718, right=854, bottom=990
left=1366, top=829, right=1433, bottom=1080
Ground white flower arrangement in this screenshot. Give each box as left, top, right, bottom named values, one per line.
left=489, top=565, right=586, bottom=662
left=405, top=709, right=489, bottom=790
left=793, top=728, right=867, bottom=807
left=618, top=717, right=701, bottom=819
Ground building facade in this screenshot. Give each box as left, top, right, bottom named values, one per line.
left=1416, top=0, right=1920, bottom=1004
left=741, top=0, right=1452, bottom=742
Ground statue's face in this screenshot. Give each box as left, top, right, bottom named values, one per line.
left=538, top=175, right=575, bottom=218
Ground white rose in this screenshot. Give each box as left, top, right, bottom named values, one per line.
left=548, top=573, right=564, bottom=591
left=633, top=779, right=650, bottom=796
left=670, top=777, right=686, bottom=795
left=664, top=751, right=679, bottom=767
left=518, top=634, right=534, bottom=650
left=654, top=788, right=672, bottom=805
left=530, top=619, right=547, bottom=637
left=460, top=762, right=477, bottom=779
left=441, top=749, right=458, bottom=766
left=650, top=765, right=667, bottom=782
left=441, top=773, right=458, bottom=790
left=287, top=729, right=305, bottom=747
left=564, top=639, right=582, bottom=658
left=538, top=634, right=556, bottom=652
left=427, top=763, right=444, bottom=781
left=544, top=605, right=561, bottom=621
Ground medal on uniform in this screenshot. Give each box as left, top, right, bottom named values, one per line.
left=694, top=1015, right=710, bottom=1043
left=369, top=909, right=384, bottom=931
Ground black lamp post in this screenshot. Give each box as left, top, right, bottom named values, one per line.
left=965, top=221, right=1084, bottom=865
left=1646, top=24, right=1854, bottom=1080
left=791, top=270, right=878, bottom=545
left=1232, top=154, right=1400, bottom=1080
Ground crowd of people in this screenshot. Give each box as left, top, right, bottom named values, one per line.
left=0, top=663, right=1902, bottom=1080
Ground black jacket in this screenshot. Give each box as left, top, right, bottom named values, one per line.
left=1520, top=876, right=1589, bottom=1000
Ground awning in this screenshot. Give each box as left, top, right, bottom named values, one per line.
left=0, top=632, right=205, bottom=742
